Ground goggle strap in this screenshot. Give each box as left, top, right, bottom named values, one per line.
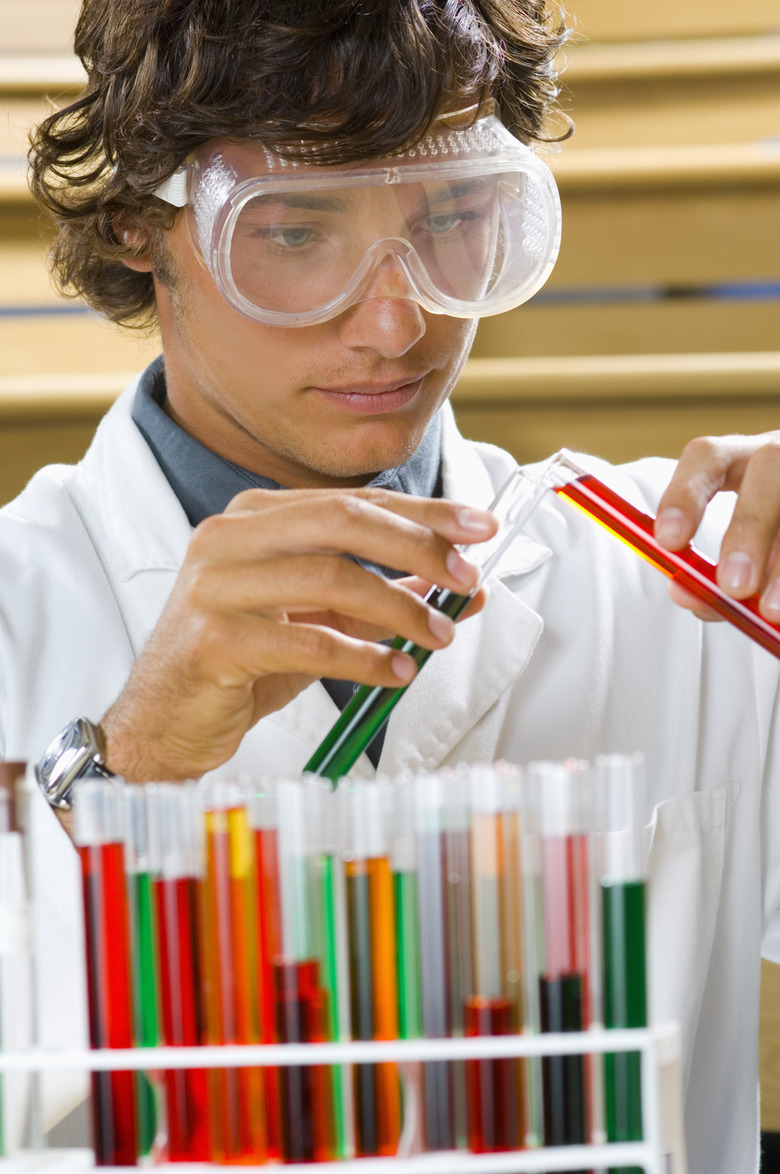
left=154, top=166, right=188, bottom=207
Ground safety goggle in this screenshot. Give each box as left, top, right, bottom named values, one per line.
left=153, top=114, right=562, bottom=327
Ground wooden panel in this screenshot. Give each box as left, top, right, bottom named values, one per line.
left=567, top=0, right=780, bottom=43
left=0, top=0, right=80, bottom=54
left=0, top=418, right=100, bottom=506
left=0, top=316, right=161, bottom=377
left=471, top=299, right=780, bottom=359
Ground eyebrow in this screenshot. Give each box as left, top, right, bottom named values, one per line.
left=243, top=192, right=356, bottom=214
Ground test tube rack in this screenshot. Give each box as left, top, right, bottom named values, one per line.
left=0, top=1022, right=686, bottom=1173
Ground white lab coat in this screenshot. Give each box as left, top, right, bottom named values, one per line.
left=1, top=375, right=779, bottom=1174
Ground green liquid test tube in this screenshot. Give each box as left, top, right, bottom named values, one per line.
left=594, top=754, right=648, bottom=1174
left=304, top=586, right=471, bottom=783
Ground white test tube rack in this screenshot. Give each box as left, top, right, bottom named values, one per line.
left=0, top=1022, right=686, bottom=1173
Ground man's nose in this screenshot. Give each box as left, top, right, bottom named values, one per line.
left=338, top=253, right=427, bottom=356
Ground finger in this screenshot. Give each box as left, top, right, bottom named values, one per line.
left=296, top=583, right=489, bottom=641
left=757, top=532, right=780, bottom=622
left=193, top=494, right=493, bottom=594
left=716, top=437, right=780, bottom=600
left=667, top=579, right=722, bottom=622
left=180, top=555, right=458, bottom=651
left=654, top=434, right=751, bottom=551
left=221, top=614, right=422, bottom=688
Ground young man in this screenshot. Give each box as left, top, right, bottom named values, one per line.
left=5, top=1, right=780, bottom=1169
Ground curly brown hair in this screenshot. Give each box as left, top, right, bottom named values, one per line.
left=29, top=0, right=571, bottom=329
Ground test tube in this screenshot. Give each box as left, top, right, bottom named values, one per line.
left=122, top=787, right=163, bottom=1161
left=73, top=780, right=138, bottom=1167
left=304, top=469, right=550, bottom=784
left=545, top=448, right=780, bottom=660
left=442, top=769, right=472, bottom=1149
left=248, top=779, right=283, bottom=1161
left=530, top=759, right=593, bottom=1163
left=594, top=754, right=648, bottom=1174
left=304, top=776, right=351, bottom=1158
left=147, top=784, right=210, bottom=1162
left=275, top=778, right=334, bottom=1163
left=414, top=772, right=455, bottom=1151
left=340, top=780, right=402, bottom=1156
left=464, top=765, right=520, bottom=1154
left=199, top=781, right=266, bottom=1163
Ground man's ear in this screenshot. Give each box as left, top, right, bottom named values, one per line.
left=113, top=214, right=154, bottom=273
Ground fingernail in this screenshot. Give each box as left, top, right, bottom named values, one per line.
left=446, top=548, right=478, bottom=587
left=456, top=507, right=495, bottom=536
left=762, top=580, right=780, bottom=617
left=428, top=608, right=455, bottom=643
left=720, top=551, right=754, bottom=592
left=655, top=508, right=686, bottom=545
left=392, top=653, right=417, bottom=682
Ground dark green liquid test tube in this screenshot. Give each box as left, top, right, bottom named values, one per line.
left=304, top=586, right=471, bottom=783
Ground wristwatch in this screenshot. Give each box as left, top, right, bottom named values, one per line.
left=35, top=717, right=116, bottom=811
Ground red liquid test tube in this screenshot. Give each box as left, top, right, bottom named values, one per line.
left=547, top=448, right=780, bottom=659
left=147, top=784, right=210, bottom=1162
left=74, top=781, right=138, bottom=1167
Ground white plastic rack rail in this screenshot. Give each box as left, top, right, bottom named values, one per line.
left=0, top=1023, right=687, bottom=1173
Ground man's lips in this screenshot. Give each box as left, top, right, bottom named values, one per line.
left=308, top=374, right=428, bottom=415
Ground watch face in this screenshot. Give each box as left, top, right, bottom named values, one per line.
left=37, top=719, right=100, bottom=806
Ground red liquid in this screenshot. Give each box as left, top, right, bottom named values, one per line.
left=254, top=827, right=283, bottom=1160
left=154, top=876, right=210, bottom=1162
left=79, top=842, right=138, bottom=1167
left=556, top=473, right=780, bottom=659
left=464, top=997, right=519, bottom=1153
left=274, top=959, right=334, bottom=1163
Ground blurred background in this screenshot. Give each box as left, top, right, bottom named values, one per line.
left=1, top=0, right=780, bottom=1156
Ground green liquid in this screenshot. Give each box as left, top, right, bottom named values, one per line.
left=602, top=879, right=646, bottom=1174
left=130, top=871, right=161, bottom=1157
left=394, top=871, right=422, bottom=1039
left=317, top=855, right=348, bottom=1157
left=304, top=588, right=471, bottom=783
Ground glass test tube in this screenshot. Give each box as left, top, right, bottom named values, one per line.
left=275, top=778, right=334, bottom=1163
left=340, top=780, right=402, bottom=1157
left=147, top=784, right=210, bottom=1162
left=248, top=779, right=283, bottom=1161
left=464, top=765, right=520, bottom=1154
left=390, top=778, right=425, bottom=1153
left=514, top=767, right=545, bottom=1148
left=530, top=759, right=593, bottom=1162
left=594, top=754, right=648, bottom=1174
left=545, top=448, right=780, bottom=660
left=73, top=780, right=138, bottom=1167
left=199, top=781, right=266, bottom=1164
left=441, top=770, right=471, bottom=1149
left=304, top=469, right=551, bottom=784
left=123, top=787, right=164, bottom=1161
left=304, top=776, right=351, bottom=1158
left=414, top=773, right=455, bottom=1151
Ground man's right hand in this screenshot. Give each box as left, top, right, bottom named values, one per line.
left=99, top=486, right=497, bottom=782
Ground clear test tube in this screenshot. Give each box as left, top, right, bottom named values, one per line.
left=464, top=764, right=520, bottom=1154
left=414, top=771, right=455, bottom=1152
left=514, top=766, right=545, bottom=1148
left=304, top=774, right=351, bottom=1158
left=198, top=779, right=266, bottom=1164
left=529, top=758, right=593, bottom=1161
left=122, top=786, right=163, bottom=1162
left=275, top=778, right=334, bottom=1163
left=72, top=780, right=137, bottom=1167
left=594, top=753, right=648, bottom=1173
left=544, top=447, right=780, bottom=660
left=146, top=783, right=209, bottom=1162
left=339, top=780, right=401, bottom=1157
